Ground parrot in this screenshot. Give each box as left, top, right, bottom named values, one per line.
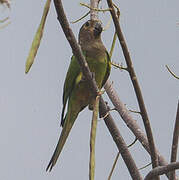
left=46, top=20, right=111, bottom=171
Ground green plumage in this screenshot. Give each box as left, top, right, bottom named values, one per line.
left=46, top=20, right=111, bottom=171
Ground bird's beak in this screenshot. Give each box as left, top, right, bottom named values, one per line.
left=94, top=21, right=103, bottom=37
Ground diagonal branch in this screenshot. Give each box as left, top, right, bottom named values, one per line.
left=104, top=80, right=177, bottom=179
left=106, top=0, right=159, bottom=172
left=99, top=98, right=142, bottom=180
left=144, top=162, right=179, bottom=180
left=169, top=101, right=179, bottom=180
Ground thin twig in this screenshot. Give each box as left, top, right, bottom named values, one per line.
left=106, top=0, right=159, bottom=173
left=108, top=137, right=137, bottom=180
left=111, top=61, right=128, bottom=71
left=104, top=80, right=177, bottom=179
left=80, top=3, right=111, bottom=12
left=169, top=101, right=179, bottom=180
left=71, top=11, right=90, bottom=24
left=128, top=138, right=138, bottom=148
left=128, top=109, right=141, bottom=114
left=144, top=162, right=179, bottom=180
left=108, top=152, right=120, bottom=180
left=138, top=162, right=152, bottom=171
left=109, top=32, right=117, bottom=58
left=166, top=65, right=179, bottom=80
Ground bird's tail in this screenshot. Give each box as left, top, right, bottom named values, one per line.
left=46, top=110, right=78, bottom=172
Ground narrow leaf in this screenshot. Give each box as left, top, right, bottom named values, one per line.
left=89, top=96, right=99, bottom=180
left=25, top=0, right=51, bottom=73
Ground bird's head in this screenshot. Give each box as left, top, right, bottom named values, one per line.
left=79, top=20, right=103, bottom=46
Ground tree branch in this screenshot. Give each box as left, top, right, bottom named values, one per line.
left=104, top=80, right=177, bottom=179
left=90, top=0, right=100, bottom=20
left=144, top=162, right=179, bottom=180
left=166, top=65, right=179, bottom=80
left=99, top=98, right=142, bottom=180
left=169, top=101, right=179, bottom=180
left=106, top=0, right=159, bottom=172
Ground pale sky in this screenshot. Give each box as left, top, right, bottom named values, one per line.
left=0, top=0, right=178, bottom=180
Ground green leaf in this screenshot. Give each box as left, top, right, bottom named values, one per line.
left=25, top=0, right=51, bottom=74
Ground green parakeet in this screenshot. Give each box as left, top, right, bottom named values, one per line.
left=46, top=20, right=111, bottom=171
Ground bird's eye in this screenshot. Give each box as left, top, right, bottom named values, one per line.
left=85, top=21, right=90, bottom=27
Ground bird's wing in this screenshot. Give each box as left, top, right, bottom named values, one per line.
left=101, top=51, right=111, bottom=87
left=61, top=55, right=80, bottom=126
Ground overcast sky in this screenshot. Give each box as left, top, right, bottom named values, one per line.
left=0, top=0, right=178, bottom=180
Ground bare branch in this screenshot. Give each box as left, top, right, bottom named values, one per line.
left=170, top=101, right=179, bottom=180
left=108, top=138, right=137, bottom=180
left=104, top=80, right=177, bottom=179
left=106, top=0, right=159, bottom=172
left=108, top=152, right=120, bottom=180
left=138, top=162, right=152, bottom=171
left=71, top=11, right=90, bottom=24
left=99, top=98, right=142, bottom=180
left=166, top=65, right=179, bottom=80
left=144, top=162, right=179, bottom=180
left=90, top=0, right=100, bottom=20
left=80, top=3, right=110, bottom=12
left=111, top=61, right=128, bottom=71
